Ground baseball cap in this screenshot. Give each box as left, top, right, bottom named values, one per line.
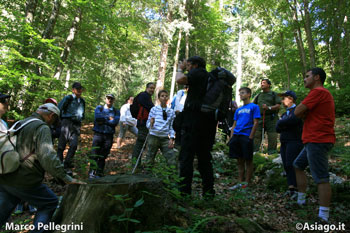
left=0, top=93, right=10, bottom=99
left=44, top=98, right=58, bottom=106
left=278, top=90, right=297, bottom=100
left=106, top=94, right=115, bottom=99
left=38, top=103, right=60, bottom=116
left=72, top=82, right=83, bottom=89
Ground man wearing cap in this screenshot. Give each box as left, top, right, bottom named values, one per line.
left=276, top=91, right=303, bottom=200
left=0, top=103, right=84, bottom=232
left=293, top=67, right=335, bottom=222
left=57, top=82, right=85, bottom=168
left=253, top=78, right=281, bottom=154
left=0, top=93, right=10, bottom=130
left=89, top=94, right=120, bottom=178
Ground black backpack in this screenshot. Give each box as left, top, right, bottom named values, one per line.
left=130, top=93, right=140, bottom=119
left=201, top=67, right=236, bottom=121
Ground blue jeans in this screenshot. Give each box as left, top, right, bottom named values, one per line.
left=0, top=184, right=58, bottom=233
left=293, top=143, right=333, bottom=184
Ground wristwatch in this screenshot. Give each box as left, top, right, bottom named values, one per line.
left=268, top=106, right=272, bottom=110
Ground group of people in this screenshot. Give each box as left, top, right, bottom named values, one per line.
left=227, top=67, right=335, bottom=223
left=0, top=54, right=336, bottom=231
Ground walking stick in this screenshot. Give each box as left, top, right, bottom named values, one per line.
left=132, top=133, right=149, bottom=174
left=260, top=110, right=266, bottom=153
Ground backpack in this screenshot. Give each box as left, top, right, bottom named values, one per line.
left=201, top=67, right=236, bottom=121
left=61, top=94, right=85, bottom=117
left=0, top=118, right=42, bottom=174
left=130, top=93, right=141, bottom=119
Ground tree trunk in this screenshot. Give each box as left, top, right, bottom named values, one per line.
left=333, top=0, right=346, bottom=87
left=54, top=8, right=82, bottom=80
left=235, top=23, right=242, bottom=104
left=170, top=29, right=182, bottom=100
left=280, top=32, right=291, bottom=90
left=42, top=0, right=61, bottom=40
left=302, top=0, right=316, bottom=67
left=25, top=0, right=37, bottom=24
left=344, top=15, right=350, bottom=71
left=155, top=9, right=172, bottom=102
left=52, top=174, right=189, bottom=233
left=287, top=0, right=307, bottom=77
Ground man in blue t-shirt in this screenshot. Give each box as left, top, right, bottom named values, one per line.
left=228, top=87, right=260, bottom=189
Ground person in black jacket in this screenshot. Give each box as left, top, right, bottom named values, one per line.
left=176, top=56, right=217, bottom=197
left=131, top=82, right=155, bottom=168
left=276, top=91, right=303, bottom=199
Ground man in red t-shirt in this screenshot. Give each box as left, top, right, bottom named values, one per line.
left=294, top=67, right=335, bottom=222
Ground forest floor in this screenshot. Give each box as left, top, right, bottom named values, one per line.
left=3, top=117, right=350, bottom=233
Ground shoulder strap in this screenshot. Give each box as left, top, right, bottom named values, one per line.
left=272, top=91, right=276, bottom=105
left=253, top=93, right=260, bottom=104
left=99, top=105, right=104, bottom=112
left=9, top=118, right=42, bottom=134
left=62, top=94, right=74, bottom=112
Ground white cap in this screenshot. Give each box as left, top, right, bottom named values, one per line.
left=38, top=103, right=60, bottom=116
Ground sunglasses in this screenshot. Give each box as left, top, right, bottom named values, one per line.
left=162, top=109, right=167, bottom=121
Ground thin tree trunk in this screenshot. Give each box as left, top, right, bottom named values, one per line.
left=35, top=0, right=61, bottom=76
left=334, top=0, right=346, bottom=86
left=54, top=8, right=82, bottom=80
left=25, top=0, right=37, bottom=24
left=170, top=29, right=182, bottom=100
left=280, top=32, right=291, bottom=90
left=287, top=0, right=307, bottom=76
left=155, top=9, right=172, bottom=102
left=345, top=15, right=350, bottom=71
left=235, top=23, right=242, bottom=104
left=42, top=0, right=61, bottom=40
left=302, top=0, right=316, bottom=67
left=156, top=42, right=169, bottom=102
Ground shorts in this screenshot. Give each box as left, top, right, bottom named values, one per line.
left=229, top=135, right=254, bottom=160
left=293, top=143, right=333, bottom=184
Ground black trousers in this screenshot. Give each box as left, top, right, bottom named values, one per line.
left=280, top=140, right=303, bottom=187
left=179, top=112, right=217, bottom=195
left=57, top=119, right=81, bottom=167
left=90, top=133, right=114, bottom=175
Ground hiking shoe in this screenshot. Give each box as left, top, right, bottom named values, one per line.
left=14, top=204, right=24, bottom=214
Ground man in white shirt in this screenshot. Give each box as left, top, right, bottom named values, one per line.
left=116, top=96, right=138, bottom=148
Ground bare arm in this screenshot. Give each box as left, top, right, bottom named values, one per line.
left=294, top=103, right=308, bottom=118
left=249, top=118, right=259, bottom=139
left=176, top=60, right=188, bottom=85
left=230, top=121, right=237, bottom=138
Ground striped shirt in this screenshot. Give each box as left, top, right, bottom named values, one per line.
left=146, top=105, right=175, bottom=138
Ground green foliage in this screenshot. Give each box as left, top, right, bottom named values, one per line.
left=329, top=86, right=350, bottom=116
left=109, top=194, right=144, bottom=232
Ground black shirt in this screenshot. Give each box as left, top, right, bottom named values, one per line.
left=182, top=67, right=210, bottom=128
left=184, top=67, right=208, bottom=112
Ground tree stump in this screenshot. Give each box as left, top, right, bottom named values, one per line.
left=53, top=174, right=188, bottom=233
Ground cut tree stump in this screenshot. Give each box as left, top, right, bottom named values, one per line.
left=52, top=174, right=188, bottom=233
